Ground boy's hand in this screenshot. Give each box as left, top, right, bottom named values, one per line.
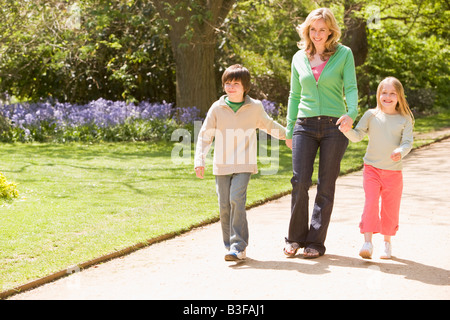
left=195, top=166, right=205, bottom=179
left=391, top=152, right=401, bottom=162
left=285, top=139, right=292, bottom=150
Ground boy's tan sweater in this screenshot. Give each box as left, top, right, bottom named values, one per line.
left=194, top=95, right=286, bottom=175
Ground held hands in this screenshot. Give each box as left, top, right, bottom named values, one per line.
left=195, top=166, right=205, bottom=179
left=336, top=115, right=353, bottom=133
left=285, top=139, right=292, bottom=150
left=391, top=152, right=401, bottom=162
left=285, top=114, right=353, bottom=150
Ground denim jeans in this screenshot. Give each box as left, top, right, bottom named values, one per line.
left=287, top=116, right=349, bottom=255
left=215, top=172, right=251, bottom=252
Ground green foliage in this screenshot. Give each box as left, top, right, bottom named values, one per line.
left=58, top=118, right=181, bottom=143
left=0, top=172, right=19, bottom=201
left=0, top=0, right=448, bottom=113
left=0, top=0, right=175, bottom=104
left=2, top=116, right=185, bottom=144
left=218, top=0, right=307, bottom=102
left=358, top=0, right=449, bottom=112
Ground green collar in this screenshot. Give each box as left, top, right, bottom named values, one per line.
left=225, top=96, right=245, bottom=112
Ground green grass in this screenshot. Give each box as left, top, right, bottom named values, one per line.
left=1, top=111, right=449, bottom=293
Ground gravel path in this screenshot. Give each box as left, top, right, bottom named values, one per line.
left=7, top=131, right=450, bottom=300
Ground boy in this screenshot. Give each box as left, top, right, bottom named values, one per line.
left=194, top=64, right=286, bottom=261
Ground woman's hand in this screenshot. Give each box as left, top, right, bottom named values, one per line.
left=336, top=115, right=353, bottom=133
left=285, top=139, right=292, bottom=150
left=391, top=152, right=401, bottom=162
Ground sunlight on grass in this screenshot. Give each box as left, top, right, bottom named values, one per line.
left=0, top=111, right=449, bottom=292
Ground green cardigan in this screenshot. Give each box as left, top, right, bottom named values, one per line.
left=286, top=44, right=358, bottom=139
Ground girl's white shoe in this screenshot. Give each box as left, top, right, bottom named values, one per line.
left=380, top=241, right=392, bottom=259
left=359, top=242, right=373, bottom=259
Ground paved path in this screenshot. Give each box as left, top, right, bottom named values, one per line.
left=9, top=135, right=450, bottom=300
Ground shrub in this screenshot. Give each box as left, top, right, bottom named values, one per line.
left=0, top=98, right=281, bottom=143
left=0, top=114, right=12, bottom=142
left=0, top=172, right=19, bottom=201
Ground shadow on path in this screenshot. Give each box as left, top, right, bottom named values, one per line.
left=230, top=254, right=450, bottom=286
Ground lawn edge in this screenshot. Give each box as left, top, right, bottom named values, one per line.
left=2, top=128, right=449, bottom=300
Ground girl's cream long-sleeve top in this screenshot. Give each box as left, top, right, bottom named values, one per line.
left=344, top=108, right=414, bottom=170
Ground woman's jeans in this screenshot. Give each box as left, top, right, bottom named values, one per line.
left=287, top=116, right=349, bottom=255
left=216, top=172, right=251, bottom=252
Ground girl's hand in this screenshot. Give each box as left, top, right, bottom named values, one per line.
left=391, top=152, right=401, bottom=162
left=285, top=139, right=293, bottom=150
left=195, top=166, right=205, bottom=179
left=336, top=115, right=353, bottom=133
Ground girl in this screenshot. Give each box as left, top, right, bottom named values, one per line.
left=341, top=77, right=414, bottom=259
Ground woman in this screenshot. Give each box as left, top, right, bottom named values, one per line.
left=284, top=8, right=358, bottom=258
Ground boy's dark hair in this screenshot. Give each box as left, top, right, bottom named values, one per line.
left=221, top=64, right=251, bottom=95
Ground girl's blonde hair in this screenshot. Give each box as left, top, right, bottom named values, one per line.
left=377, top=77, right=415, bottom=124
left=296, top=8, right=341, bottom=60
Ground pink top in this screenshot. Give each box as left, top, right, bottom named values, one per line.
left=312, top=59, right=329, bottom=82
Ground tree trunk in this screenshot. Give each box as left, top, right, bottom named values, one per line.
left=342, top=1, right=370, bottom=107
left=172, top=40, right=217, bottom=115
left=0, top=114, right=10, bottom=136
left=153, top=0, right=236, bottom=115
left=342, top=1, right=368, bottom=67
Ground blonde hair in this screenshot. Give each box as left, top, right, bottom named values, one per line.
left=377, top=77, right=415, bottom=124
left=296, top=8, right=341, bottom=60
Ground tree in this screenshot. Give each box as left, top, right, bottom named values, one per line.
left=355, top=0, right=449, bottom=111
left=1, top=0, right=447, bottom=114
left=341, top=0, right=368, bottom=67
left=218, top=0, right=307, bottom=105
left=153, top=0, right=236, bottom=115
left=0, top=0, right=176, bottom=104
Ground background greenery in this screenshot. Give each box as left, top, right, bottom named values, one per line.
left=0, top=0, right=449, bottom=295
left=0, top=0, right=448, bottom=112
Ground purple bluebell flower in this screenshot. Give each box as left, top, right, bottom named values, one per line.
left=261, top=99, right=279, bottom=118
left=175, top=106, right=202, bottom=125
left=0, top=98, right=207, bottom=142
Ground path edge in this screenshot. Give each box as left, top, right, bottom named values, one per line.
left=2, top=129, right=449, bottom=300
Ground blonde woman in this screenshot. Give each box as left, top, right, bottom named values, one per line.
left=341, top=77, right=414, bottom=259
left=284, top=8, right=358, bottom=258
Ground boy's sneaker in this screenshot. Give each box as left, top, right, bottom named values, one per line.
left=359, top=242, right=373, bottom=259
left=225, top=249, right=246, bottom=261
left=380, top=241, right=392, bottom=259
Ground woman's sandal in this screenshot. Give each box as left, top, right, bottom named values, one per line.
left=303, top=247, right=320, bottom=259
left=283, top=242, right=300, bottom=257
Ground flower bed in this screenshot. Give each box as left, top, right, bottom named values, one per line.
left=0, top=98, right=281, bottom=143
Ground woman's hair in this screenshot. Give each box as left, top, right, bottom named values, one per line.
left=221, top=64, right=251, bottom=95
left=296, top=8, right=341, bottom=60
left=377, top=77, right=415, bottom=124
